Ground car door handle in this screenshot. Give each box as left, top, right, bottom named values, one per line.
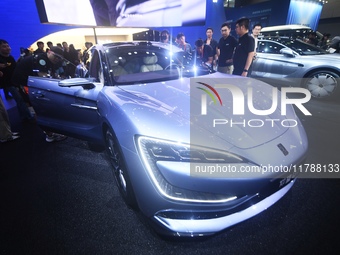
left=35, top=92, right=45, bottom=98
left=71, top=103, right=97, bottom=110
left=31, top=91, right=46, bottom=99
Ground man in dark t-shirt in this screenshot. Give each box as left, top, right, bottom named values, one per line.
left=232, top=17, right=255, bottom=77
left=33, top=41, right=45, bottom=55
left=193, top=39, right=213, bottom=69
left=0, top=39, right=33, bottom=122
left=217, top=22, right=238, bottom=74
left=0, top=40, right=16, bottom=93
left=204, top=27, right=218, bottom=69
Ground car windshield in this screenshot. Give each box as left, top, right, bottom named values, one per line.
left=278, top=38, right=327, bottom=55
left=104, top=44, right=207, bottom=84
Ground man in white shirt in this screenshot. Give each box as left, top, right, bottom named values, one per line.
left=251, top=23, right=262, bottom=53
left=249, top=23, right=262, bottom=76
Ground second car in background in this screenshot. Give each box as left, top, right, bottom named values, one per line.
left=251, top=37, right=340, bottom=100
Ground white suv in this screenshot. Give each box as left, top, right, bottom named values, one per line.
left=260, top=24, right=323, bottom=40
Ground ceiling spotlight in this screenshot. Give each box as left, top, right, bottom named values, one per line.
left=319, top=0, right=328, bottom=4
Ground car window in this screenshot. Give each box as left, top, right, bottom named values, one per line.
left=88, top=50, right=101, bottom=81
left=257, top=41, right=285, bottom=54
left=279, top=39, right=326, bottom=55
left=261, top=28, right=313, bottom=40
left=258, top=39, right=327, bottom=56
left=105, top=46, right=197, bottom=84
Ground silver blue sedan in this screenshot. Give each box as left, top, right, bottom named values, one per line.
left=27, top=42, right=308, bottom=237
left=252, top=38, right=340, bottom=100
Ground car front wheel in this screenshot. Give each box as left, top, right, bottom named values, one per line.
left=303, top=71, right=340, bottom=99
left=105, top=128, right=138, bottom=210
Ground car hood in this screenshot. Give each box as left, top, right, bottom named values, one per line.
left=114, top=73, right=292, bottom=150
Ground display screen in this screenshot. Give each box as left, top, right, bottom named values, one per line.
left=286, top=0, right=322, bottom=31
left=35, top=0, right=206, bottom=27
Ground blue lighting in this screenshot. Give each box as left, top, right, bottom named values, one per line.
left=286, top=0, right=323, bottom=30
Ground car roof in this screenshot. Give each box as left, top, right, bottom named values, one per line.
left=95, top=41, right=183, bottom=53
left=261, top=25, right=323, bottom=39
left=261, top=24, right=312, bottom=32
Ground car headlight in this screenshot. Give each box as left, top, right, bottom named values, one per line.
left=136, top=136, right=253, bottom=203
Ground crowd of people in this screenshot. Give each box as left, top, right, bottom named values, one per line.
left=0, top=38, right=93, bottom=143
left=305, top=32, right=340, bottom=52
left=160, top=17, right=258, bottom=76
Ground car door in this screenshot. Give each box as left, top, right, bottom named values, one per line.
left=252, top=40, right=303, bottom=84
left=28, top=50, right=104, bottom=142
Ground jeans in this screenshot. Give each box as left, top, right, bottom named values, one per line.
left=0, top=96, right=12, bottom=140
left=6, top=86, right=33, bottom=121
left=217, top=65, right=234, bottom=75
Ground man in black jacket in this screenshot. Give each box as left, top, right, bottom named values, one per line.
left=12, top=46, right=67, bottom=142
left=12, top=46, right=64, bottom=85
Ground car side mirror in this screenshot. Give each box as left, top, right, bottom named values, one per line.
left=59, top=78, right=96, bottom=90
left=280, top=48, right=295, bottom=57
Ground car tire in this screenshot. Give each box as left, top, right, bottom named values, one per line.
left=105, top=128, right=138, bottom=210
left=303, top=71, right=340, bottom=99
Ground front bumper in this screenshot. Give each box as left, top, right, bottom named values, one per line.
left=153, top=179, right=294, bottom=237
